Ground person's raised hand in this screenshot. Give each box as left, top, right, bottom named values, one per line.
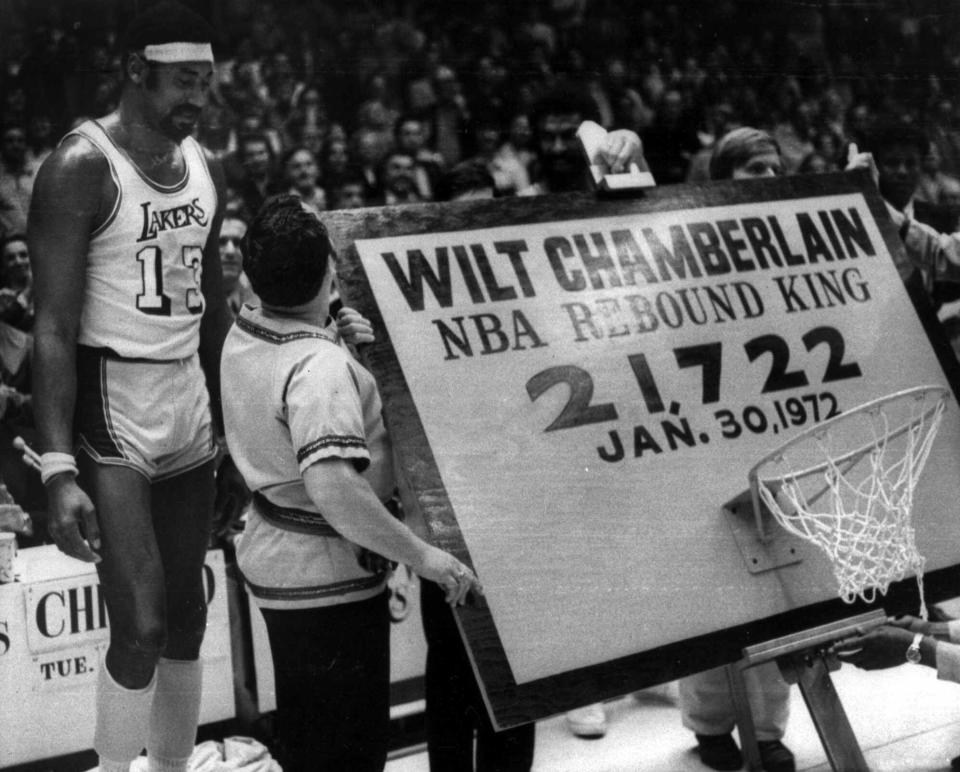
left=213, top=454, right=250, bottom=538
left=598, top=129, right=645, bottom=174
left=337, top=306, right=375, bottom=346
left=845, top=142, right=879, bottom=188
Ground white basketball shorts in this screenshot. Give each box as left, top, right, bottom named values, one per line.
left=75, top=346, right=216, bottom=480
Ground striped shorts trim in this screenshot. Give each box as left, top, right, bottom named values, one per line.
left=75, top=345, right=215, bottom=480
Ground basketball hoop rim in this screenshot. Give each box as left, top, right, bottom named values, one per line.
left=748, top=385, right=949, bottom=490
left=747, top=385, right=950, bottom=486
left=746, top=385, right=949, bottom=538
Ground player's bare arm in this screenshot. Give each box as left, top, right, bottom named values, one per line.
left=336, top=306, right=375, bottom=344
left=29, top=135, right=114, bottom=562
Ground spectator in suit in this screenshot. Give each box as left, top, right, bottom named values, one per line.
left=356, top=72, right=400, bottom=148
left=218, top=211, right=257, bottom=317
left=394, top=115, right=444, bottom=202
left=865, top=120, right=957, bottom=233
left=281, top=146, right=326, bottom=216
left=427, top=65, right=471, bottom=168
left=916, top=143, right=960, bottom=208
left=465, top=113, right=530, bottom=196
left=0, top=233, right=40, bottom=540
left=235, top=132, right=277, bottom=220
left=0, top=233, right=33, bottom=332
left=321, top=138, right=351, bottom=194
left=496, top=112, right=537, bottom=182
left=0, top=123, right=38, bottom=239
left=376, top=151, right=421, bottom=206
left=351, top=126, right=387, bottom=203
left=523, top=85, right=599, bottom=196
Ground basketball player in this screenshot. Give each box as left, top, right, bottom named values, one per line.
left=29, top=5, right=229, bottom=771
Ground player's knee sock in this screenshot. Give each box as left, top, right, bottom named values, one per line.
left=94, top=660, right=156, bottom=771
left=146, top=657, right=203, bottom=772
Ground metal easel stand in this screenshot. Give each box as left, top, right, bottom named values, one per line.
left=724, top=609, right=886, bottom=772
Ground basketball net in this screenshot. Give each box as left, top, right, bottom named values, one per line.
left=751, top=386, right=948, bottom=621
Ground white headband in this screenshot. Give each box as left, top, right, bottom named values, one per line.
left=143, top=42, right=214, bottom=64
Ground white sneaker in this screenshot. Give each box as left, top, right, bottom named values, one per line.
left=565, top=703, right=607, bottom=738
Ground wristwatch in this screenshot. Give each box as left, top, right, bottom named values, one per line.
left=906, top=632, right=924, bottom=664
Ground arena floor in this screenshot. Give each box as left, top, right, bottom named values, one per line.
left=18, top=609, right=960, bottom=772
left=388, top=632, right=960, bottom=772
left=18, top=641, right=960, bottom=772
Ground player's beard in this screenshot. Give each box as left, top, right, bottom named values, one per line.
left=542, top=152, right=583, bottom=192
left=159, top=106, right=201, bottom=142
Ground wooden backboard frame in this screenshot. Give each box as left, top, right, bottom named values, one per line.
left=321, top=170, right=960, bottom=730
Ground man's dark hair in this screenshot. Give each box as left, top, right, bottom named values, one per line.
left=0, top=233, right=28, bottom=286
left=121, top=1, right=217, bottom=56
left=863, top=119, right=929, bottom=158
left=532, top=84, right=599, bottom=130
left=242, top=194, right=331, bottom=307
left=442, top=160, right=495, bottom=200
left=379, top=150, right=415, bottom=179
left=330, top=170, right=368, bottom=209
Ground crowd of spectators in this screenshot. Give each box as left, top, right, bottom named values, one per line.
left=3, top=0, right=960, bottom=226
left=0, top=0, right=959, bottom=523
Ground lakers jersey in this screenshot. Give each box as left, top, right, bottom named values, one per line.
left=67, top=121, right=217, bottom=360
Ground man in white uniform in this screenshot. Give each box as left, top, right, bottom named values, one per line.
left=28, top=4, right=234, bottom=771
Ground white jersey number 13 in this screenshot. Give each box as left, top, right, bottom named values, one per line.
left=136, top=244, right=204, bottom=316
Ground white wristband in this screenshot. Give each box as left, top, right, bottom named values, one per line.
left=40, top=452, right=79, bottom=485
